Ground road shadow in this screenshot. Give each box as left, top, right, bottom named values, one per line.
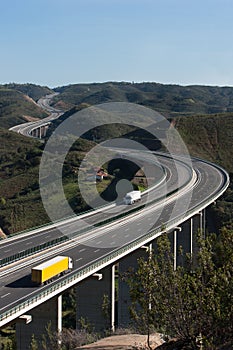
left=6, top=274, right=36, bottom=288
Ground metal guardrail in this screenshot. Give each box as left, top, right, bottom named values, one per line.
left=0, top=171, right=190, bottom=268
left=0, top=158, right=229, bottom=323
left=3, top=153, right=168, bottom=241
left=0, top=169, right=229, bottom=324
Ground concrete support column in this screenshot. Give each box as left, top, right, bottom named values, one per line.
left=118, top=247, right=148, bottom=328
left=192, top=213, right=202, bottom=255
left=76, top=265, right=115, bottom=333
left=167, top=219, right=195, bottom=267
left=173, top=227, right=181, bottom=270
left=43, top=126, right=48, bottom=138
left=172, top=214, right=204, bottom=268
left=16, top=295, right=62, bottom=350
left=111, top=264, right=115, bottom=332
left=45, top=125, right=49, bottom=137
left=203, top=209, right=206, bottom=239
left=190, top=217, right=193, bottom=256
left=198, top=209, right=206, bottom=238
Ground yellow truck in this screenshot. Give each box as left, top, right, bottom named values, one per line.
left=31, top=255, right=73, bottom=285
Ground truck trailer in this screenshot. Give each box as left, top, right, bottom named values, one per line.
left=123, top=190, right=141, bottom=205
left=31, top=255, right=73, bottom=285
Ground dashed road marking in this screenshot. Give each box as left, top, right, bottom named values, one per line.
left=1, top=293, right=10, bottom=299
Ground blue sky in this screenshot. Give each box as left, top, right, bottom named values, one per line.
left=1, top=0, right=233, bottom=88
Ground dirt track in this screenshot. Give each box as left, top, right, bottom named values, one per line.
left=76, top=333, right=164, bottom=350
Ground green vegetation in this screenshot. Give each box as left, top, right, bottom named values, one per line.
left=175, top=114, right=233, bottom=230
left=0, top=129, right=99, bottom=234
left=54, top=82, right=233, bottom=116
left=3, top=83, right=52, bottom=102
left=0, top=128, right=49, bottom=234
left=1, top=82, right=233, bottom=235
left=28, top=324, right=99, bottom=350
left=0, top=82, right=233, bottom=349
left=125, top=229, right=233, bottom=349
left=176, top=113, right=233, bottom=172
left=0, top=86, right=49, bottom=128
left=0, top=327, right=16, bottom=349
left=211, top=173, right=233, bottom=230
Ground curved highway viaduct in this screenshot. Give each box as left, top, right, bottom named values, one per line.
left=4, top=97, right=229, bottom=349
left=9, top=93, right=63, bottom=138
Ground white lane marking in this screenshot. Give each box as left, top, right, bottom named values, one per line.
left=4, top=249, right=11, bottom=253
left=112, top=234, right=116, bottom=238
left=26, top=242, right=33, bottom=245
left=76, top=258, right=83, bottom=262
left=94, top=249, right=100, bottom=253
left=125, top=234, right=129, bottom=237
left=79, top=248, right=86, bottom=253
left=96, top=241, right=102, bottom=245
left=110, top=241, right=116, bottom=245
left=1, top=293, right=10, bottom=298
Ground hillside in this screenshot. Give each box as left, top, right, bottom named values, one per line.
left=0, top=82, right=232, bottom=350
left=0, top=128, right=95, bottom=235
left=2, top=81, right=233, bottom=129
left=53, top=82, right=233, bottom=116
left=0, top=84, right=52, bottom=128
left=2, top=83, right=52, bottom=101
left=0, top=81, right=233, bottom=234
left=175, top=113, right=233, bottom=173
left=48, top=83, right=233, bottom=230
left=0, top=128, right=49, bottom=234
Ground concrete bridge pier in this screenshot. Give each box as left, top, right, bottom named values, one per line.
left=16, top=295, right=62, bottom=350
left=31, top=129, right=36, bottom=137
left=30, top=124, right=50, bottom=139
left=76, top=265, right=116, bottom=333
left=168, top=211, right=204, bottom=269
left=117, top=212, right=205, bottom=328
left=42, top=125, right=49, bottom=138
left=118, top=246, right=150, bottom=328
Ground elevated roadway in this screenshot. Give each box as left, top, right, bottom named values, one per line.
left=4, top=94, right=229, bottom=330
left=0, top=150, right=229, bottom=327
left=9, top=93, right=63, bottom=138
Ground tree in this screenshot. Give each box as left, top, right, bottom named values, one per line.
left=30, top=334, right=39, bottom=350
left=0, top=197, right=6, bottom=207
left=102, top=293, right=110, bottom=332
left=125, top=230, right=233, bottom=349
left=41, top=322, right=60, bottom=350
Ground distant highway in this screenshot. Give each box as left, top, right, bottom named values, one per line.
left=9, top=93, right=63, bottom=137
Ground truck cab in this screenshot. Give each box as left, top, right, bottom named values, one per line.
left=123, top=190, right=141, bottom=205
left=68, top=257, right=73, bottom=270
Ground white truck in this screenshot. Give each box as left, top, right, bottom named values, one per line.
left=123, top=190, right=141, bottom=205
